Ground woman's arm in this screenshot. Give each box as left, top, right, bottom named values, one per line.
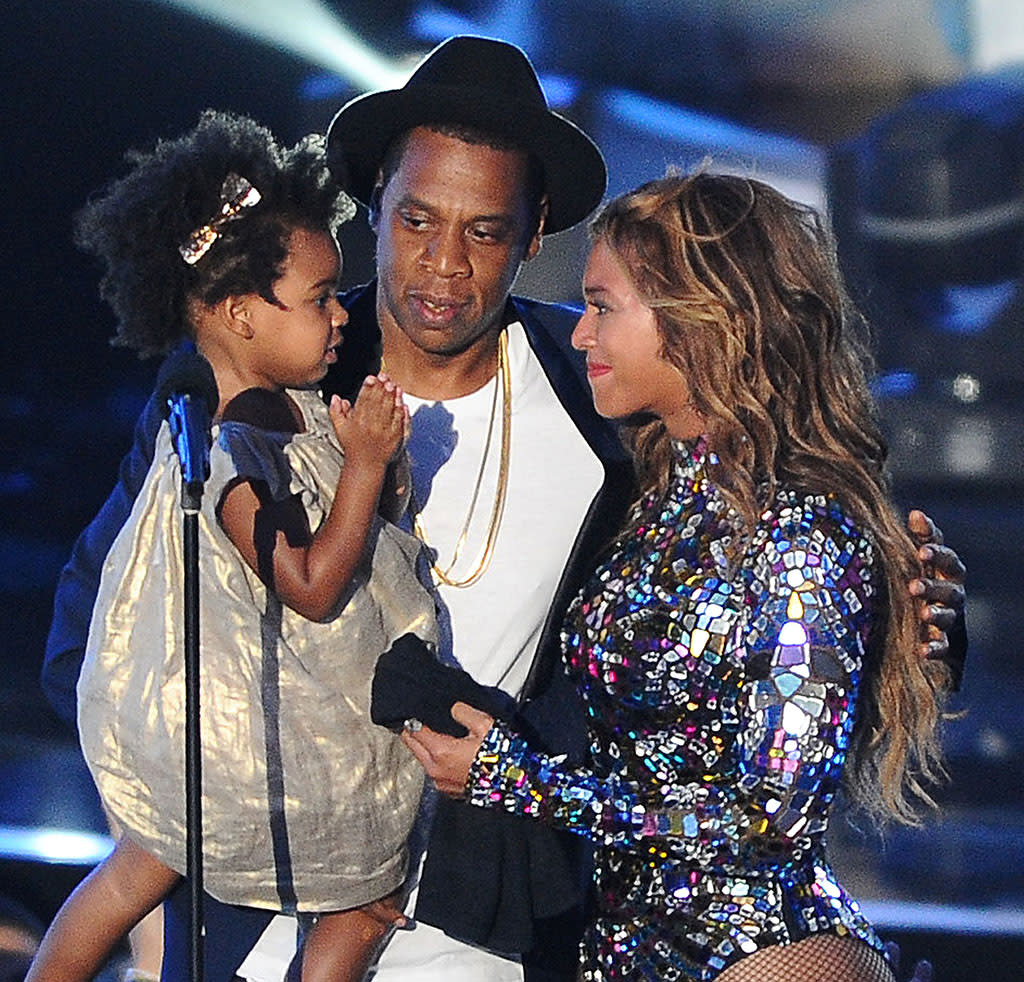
left=218, top=376, right=407, bottom=621
left=407, top=498, right=874, bottom=863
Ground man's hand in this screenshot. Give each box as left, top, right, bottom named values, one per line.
left=885, top=940, right=934, bottom=982
left=907, top=509, right=966, bottom=662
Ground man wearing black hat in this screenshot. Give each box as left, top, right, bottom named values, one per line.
left=42, top=34, right=964, bottom=982
left=304, top=34, right=632, bottom=982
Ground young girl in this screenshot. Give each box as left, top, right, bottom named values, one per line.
left=27, top=110, right=437, bottom=982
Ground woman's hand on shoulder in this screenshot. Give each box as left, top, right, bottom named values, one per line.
left=401, top=702, right=494, bottom=797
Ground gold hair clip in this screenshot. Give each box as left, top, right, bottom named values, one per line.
left=336, top=189, right=358, bottom=225
left=179, top=172, right=262, bottom=265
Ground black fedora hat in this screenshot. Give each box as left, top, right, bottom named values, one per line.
left=326, top=35, right=607, bottom=234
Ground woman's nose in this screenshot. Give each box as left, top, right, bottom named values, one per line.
left=571, top=311, right=594, bottom=350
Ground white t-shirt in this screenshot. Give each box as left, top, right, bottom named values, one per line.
left=403, top=318, right=604, bottom=693
left=239, top=319, right=605, bottom=982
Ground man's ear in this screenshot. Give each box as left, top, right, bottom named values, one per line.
left=367, top=180, right=383, bottom=231
left=522, top=195, right=549, bottom=263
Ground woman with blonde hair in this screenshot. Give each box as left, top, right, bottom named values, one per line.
left=402, top=170, right=952, bottom=981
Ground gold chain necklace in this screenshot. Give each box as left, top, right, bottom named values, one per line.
left=396, top=331, right=512, bottom=588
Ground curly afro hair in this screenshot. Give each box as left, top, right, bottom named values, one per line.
left=74, top=109, right=355, bottom=358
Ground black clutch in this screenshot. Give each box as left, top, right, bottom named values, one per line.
left=370, top=632, right=512, bottom=736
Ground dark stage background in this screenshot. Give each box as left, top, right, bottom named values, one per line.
left=2, top=2, right=1022, bottom=979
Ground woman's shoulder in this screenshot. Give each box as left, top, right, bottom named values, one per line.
left=745, top=487, right=878, bottom=650
left=754, top=486, right=874, bottom=569
left=764, top=486, right=864, bottom=532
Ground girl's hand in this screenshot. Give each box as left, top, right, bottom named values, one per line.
left=329, top=374, right=408, bottom=470
left=401, top=702, right=494, bottom=797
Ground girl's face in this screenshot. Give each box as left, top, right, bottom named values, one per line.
left=572, top=238, right=702, bottom=440
left=247, top=227, right=347, bottom=390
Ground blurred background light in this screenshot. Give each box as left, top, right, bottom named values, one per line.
left=145, top=0, right=410, bottom=89
left=0, top=826, right=112, bottom=866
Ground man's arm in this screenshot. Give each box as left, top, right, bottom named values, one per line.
left=41, top=390, right=165, bottom=726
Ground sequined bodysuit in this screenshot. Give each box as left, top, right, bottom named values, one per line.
left=468, top=440, right=887, bottom=980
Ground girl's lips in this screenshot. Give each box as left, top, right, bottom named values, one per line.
left=587, top=361, right=612, bottom=379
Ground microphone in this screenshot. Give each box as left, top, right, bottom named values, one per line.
left=156, top=348, right=219, bottom=512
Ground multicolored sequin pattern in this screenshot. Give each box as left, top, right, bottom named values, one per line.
left=468, top=440, right=885, bottom=979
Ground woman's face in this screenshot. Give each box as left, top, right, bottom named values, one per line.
left=572, top=238, right=702, bottom=440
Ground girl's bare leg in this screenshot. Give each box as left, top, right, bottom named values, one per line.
left=299, top=891, right=407, bottom=982
left=104, top=812, right=164, bottom=981
left=125, top=904, right=164, bottom=981
left=25, top=837, right=180, bottom=982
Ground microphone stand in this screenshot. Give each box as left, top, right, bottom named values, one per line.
left=158, top=347, right=218, bottom=982
left=182, top=490, right=204, bottom=982
left=171, top=398, right=211, bottom=982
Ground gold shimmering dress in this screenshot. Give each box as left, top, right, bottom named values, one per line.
left=78, top=388, right=437, bottom=913
left=467, top=439, right=888, bottom=979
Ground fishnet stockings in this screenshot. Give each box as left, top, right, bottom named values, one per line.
left=716, top=933, right=896, bottom=982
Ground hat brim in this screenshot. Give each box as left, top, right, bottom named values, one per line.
left=327, top=83, right=606, bottom=234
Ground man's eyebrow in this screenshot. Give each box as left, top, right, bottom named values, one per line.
left=396, top=194, right=518, bottom=226
left=395, top=193, right=434, bottom=212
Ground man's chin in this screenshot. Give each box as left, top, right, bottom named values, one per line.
left=403, top=324, right=487, bottom=358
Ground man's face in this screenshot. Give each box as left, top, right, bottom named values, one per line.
left=374, top=126, right=542, bottom=360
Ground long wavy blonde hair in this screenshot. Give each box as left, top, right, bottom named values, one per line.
left=590, top=171, right=949, bottom=825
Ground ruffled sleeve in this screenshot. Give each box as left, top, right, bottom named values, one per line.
left=215, top=421, right=295, bottom=503
left=209, top=390, right=342, bottom=542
